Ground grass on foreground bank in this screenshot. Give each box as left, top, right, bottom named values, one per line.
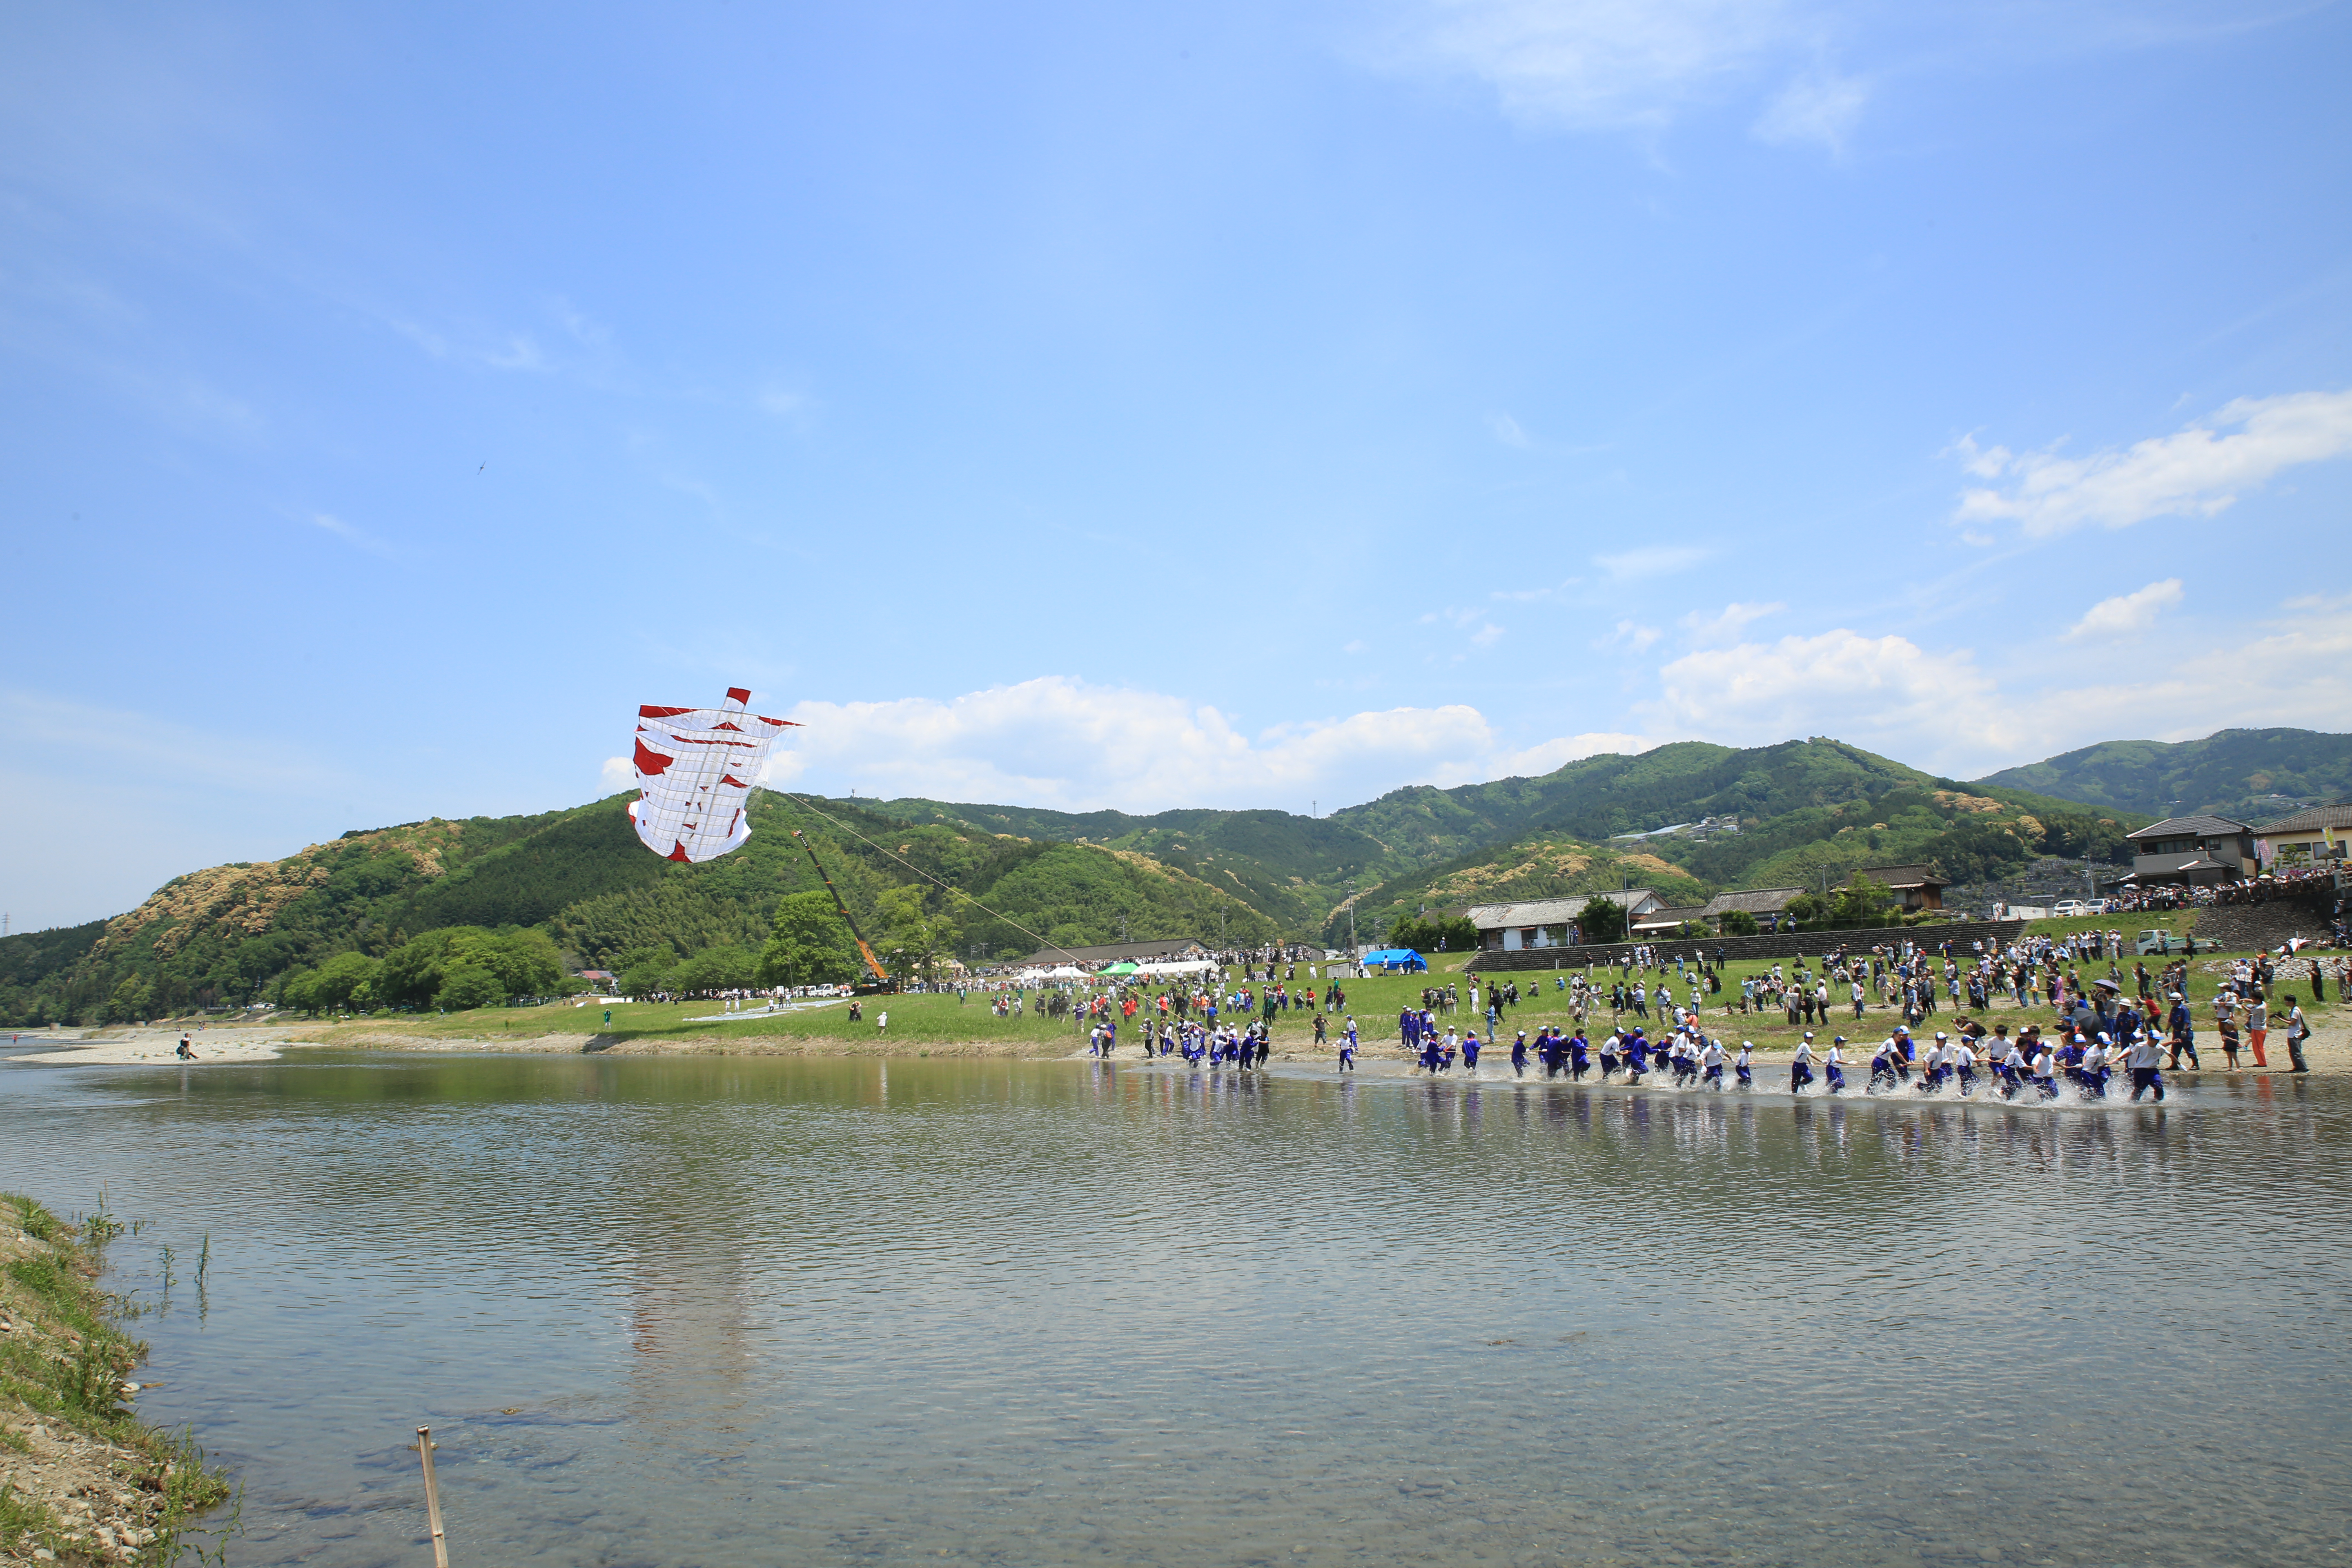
left=0, top=1194, right=235, bottom=1566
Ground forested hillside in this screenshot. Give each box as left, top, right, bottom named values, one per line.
left=1973, top=728, right=2352, bottom=822
left=0, top=791, right=1277, bottom=1026
left=850, top=797, right=1396, bottom=932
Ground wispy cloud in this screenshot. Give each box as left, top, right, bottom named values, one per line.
left=2065, top=578, right=2182, bottom=640
left=1492, top=575, right=1584, bottom=603
left=307, top=512, right=392, bottom=557
left=393, top=318, right=548, bottom=372
left=1751, top=67, right=1867, bottom=152
left=1596, top=543, right=1710, bottom=579
left=1953, top=389, right=2352, bottom=537
left=1680, top=600, right=1784, bottom=644
left=1488, top=411, right=1532, bottom=447
left=1421, top=605, right=1507, bottom=655
left=1385, top=0, right=1799, bottom=131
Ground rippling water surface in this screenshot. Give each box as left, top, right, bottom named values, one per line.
left=1, top=1053, right=2346, bottom=1566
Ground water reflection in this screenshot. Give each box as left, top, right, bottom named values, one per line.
left=0, top=1056, right=2343, bottom=1567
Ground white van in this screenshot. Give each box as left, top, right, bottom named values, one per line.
left=2051, top=900, right=2094, bottom=918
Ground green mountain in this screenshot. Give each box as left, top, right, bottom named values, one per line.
left=1330, top=738, right=1932, bottom=863
left=846, top=799, right=1399, bottom=933
left=11, top=725, right=2298, bottom=1027
left=1973, top=728, right=2352, bottom=823
left=855, top=739, right=2147, bottom=948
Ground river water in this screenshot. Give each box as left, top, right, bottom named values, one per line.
left=0, top=1052, right=2345, bottom=1566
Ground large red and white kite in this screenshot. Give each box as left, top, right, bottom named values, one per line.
left=626, top=687, right=800, bottom=863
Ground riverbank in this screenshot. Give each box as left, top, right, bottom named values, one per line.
left=0, top=1195, right=232, bottom=1567
left=14, top=1016, right=2347, bottom=1078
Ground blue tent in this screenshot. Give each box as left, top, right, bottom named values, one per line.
left=1361, top=948, right=1428, bottom=972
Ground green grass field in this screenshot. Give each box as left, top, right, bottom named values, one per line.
left=278, top=926, right=2345, bottom=1060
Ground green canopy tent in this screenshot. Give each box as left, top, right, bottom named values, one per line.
left=1100, top=962, right=1140, bottom=977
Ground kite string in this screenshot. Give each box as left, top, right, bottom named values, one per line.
left=775, top=792, right=1098, bottom=973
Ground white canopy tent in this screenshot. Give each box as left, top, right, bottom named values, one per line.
left=1129, top=960, right=1221, bottom=978
left=1013, top=965, right=1091, bottom=982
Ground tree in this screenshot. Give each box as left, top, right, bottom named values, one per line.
left=1386, top=914, right=1478, bottom=954
left=618, top=955, right=675, bottom=999
left=376, top=926, right=565, bottom=1008
left=1719, top=909, right=1760, bottom=937
left=1831, top=875, right=1894, bottom=928
left=756, top=891, right=863, bottom=989
left=435, top=961, right=504, bottom=1011
left=673, top=944, right=756, bottom=996
left=310, top=951, right=381, bottom=1013
left=875, top=886, right=959, bottom=985
left=1577, top=898, right=1628, bottom=945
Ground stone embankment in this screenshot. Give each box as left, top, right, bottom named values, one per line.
left=2192, top=894, right=2339, bottom=956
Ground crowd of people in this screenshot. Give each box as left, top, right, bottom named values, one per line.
left=2103, top=865, right=2345, bottom=918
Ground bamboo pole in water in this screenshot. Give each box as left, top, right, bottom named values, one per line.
left=416, top=1426, right=450, bottom=1568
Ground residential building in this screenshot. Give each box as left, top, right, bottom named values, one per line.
left=2252, top=804, right=2352, bottom=868
left=1466, top=890, right=1665, bottom=951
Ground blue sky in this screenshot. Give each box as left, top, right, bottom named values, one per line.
left=5, top=0, right=2350, bottom=929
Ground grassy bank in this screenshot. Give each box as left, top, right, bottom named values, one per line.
left=252, top=929, right=2350, bottom=1066
left=0, top=1195, right=232, bottom=1566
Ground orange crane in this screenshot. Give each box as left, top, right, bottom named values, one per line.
left=791, top=830, right=896, bottom=993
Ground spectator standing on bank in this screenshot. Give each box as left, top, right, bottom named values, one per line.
left=2283, top=999, right=2312, bottom=1074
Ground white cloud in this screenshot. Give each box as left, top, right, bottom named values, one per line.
left=2065, top=579, right=2182, bottom=641
left=601, top=755, right=634, bottom=792
left=1953, top=389, right=2352, bottom=537
left=754, top=676, right=1664, bottom=813
left=1679, top=600, right=1784, bottom=645
left=1391, top=0, right=1798, bottom=130
left=1492, top=731, right=1664, bottom=777
left=1651, top=628, right=2009, bottom=759
left=1608, top=618, right=1662, bottom=652
left=1643, top=595, right=2352, bottom=777
left=1596, top=543, right=1710, bottom=579
left=1751, top=67, right=1867, bottom=151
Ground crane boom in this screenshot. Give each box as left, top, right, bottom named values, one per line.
left=791, top=830, right=895, bottom=991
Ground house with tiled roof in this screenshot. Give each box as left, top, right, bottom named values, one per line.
left=1852, top=865, right=1951, bottom=911
left=1699, top=887, right=1806, bottom=922
left=2123, top=815, right=2255, bottom=885
left=2252, top=804, right=2352, bottom=869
